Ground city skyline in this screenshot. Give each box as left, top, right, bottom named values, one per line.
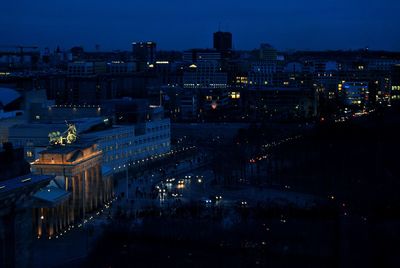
left=2, top=1, right=400, bottom=267
left=1, top=0, right=400, bottom=51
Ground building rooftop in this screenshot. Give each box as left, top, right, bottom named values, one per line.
left=33, top=186, right=70, bottom=205
left=0, top=173, right=53, bottom=197
left=39, top=143, right=96, bottom=155
left=0, top=87, right=21, bottom=107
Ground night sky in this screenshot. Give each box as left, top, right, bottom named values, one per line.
left=1, top=0, right=399, bottom=51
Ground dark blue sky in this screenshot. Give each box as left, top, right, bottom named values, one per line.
left=1, top=0, right=399, bottom=51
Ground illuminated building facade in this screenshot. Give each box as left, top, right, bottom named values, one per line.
left=391, top=65, right=400, bottom=101
left=83, top=118, right=171, bottom=172
left=31, top=143, right=113, bottom=238
left=339, top=82, right=369, bottom=108
left=182, top=51, right=228, bottom=89
left=248, top=62, right=276, bottom=88
left=8, top=103, right=171, bottom=171
left=183, top=61, right=228, bottom=89
left=246, top=87, right=318, bottom=120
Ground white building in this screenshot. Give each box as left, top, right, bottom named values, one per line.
left=83, top=118, right=170, bottom=172
left=7, top=117, right=171, bottom=172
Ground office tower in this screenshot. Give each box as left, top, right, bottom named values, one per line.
left=132, top=41, right=156, bottom=66
left=213, top=31, right=232, bottom=52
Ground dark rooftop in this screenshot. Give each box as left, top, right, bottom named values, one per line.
left=0, top=173, right=53, bottom=198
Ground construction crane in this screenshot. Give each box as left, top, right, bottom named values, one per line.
left=0, top=45, right=38, bottom=65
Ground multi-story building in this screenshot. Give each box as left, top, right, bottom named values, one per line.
left=391, top=64, right=400, bottom=101
left=183, top=49, right=221, bottom=63
left=183, top=61, right=228, bottom=89
left=259, top=43, right=277, bottom=62
left=213, top=31, right=232, bottom=52
left=83, top=116, right=171, bottom=172
left=248, top=62, right=276, bottom=88
left=8, top=108, right=171, bottom=172
left=179, top=91, right=199, bottom=120
left=339, top=82, right=369, bottom=108
left=68, top=62, right=95, bottom=76
left=246, top=87, right=318, bottom=120
left=107, top=61, right=136, bottom=74
left=132, top=41, right=156, bottom=71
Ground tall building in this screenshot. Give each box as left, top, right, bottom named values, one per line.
left=132, top=41, right=156, bottom=71
left=213, top=31, right=232, bottom=51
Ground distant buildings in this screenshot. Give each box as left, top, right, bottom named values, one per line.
left=1, top=33, right=400, bottom=123
left=246, top=87, right=318, bottom=120
left=339, top=82, right=369, bottom=108
left=259, top=43, right=277, bottom=62
left=213, top=31, right=232, bottom=52
left=132, top=41, right=157, bottom=71
left=391, top=64, right=400, bottom=101
left=248, top=62, right=275, bottom=88
left=183, top=49, right=221, bottom=62
left=67, top=61, right=96, bottom=76
left=183, top=61, right=228, bottom=89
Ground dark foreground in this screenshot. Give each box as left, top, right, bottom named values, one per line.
left=84, top=106, right=400, bottom=268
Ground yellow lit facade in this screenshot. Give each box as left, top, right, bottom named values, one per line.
left=32, top=144, right=113, bottom=238
left=235, top=76, right=248, bottom=85
left=229, top=92, right=241, bottom=99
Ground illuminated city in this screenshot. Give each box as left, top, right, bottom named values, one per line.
left=1, top=0, right=400, bottom=267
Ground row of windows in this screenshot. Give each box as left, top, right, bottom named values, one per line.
left=102, top=131, right=135, bottom=142
left=104, top=142, right=170, bottom=162
left=147, top=124, right=170, bottom=133
left=103, top=134, right=170, bottom=152
left=102, top=125, right=169, bottom=142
